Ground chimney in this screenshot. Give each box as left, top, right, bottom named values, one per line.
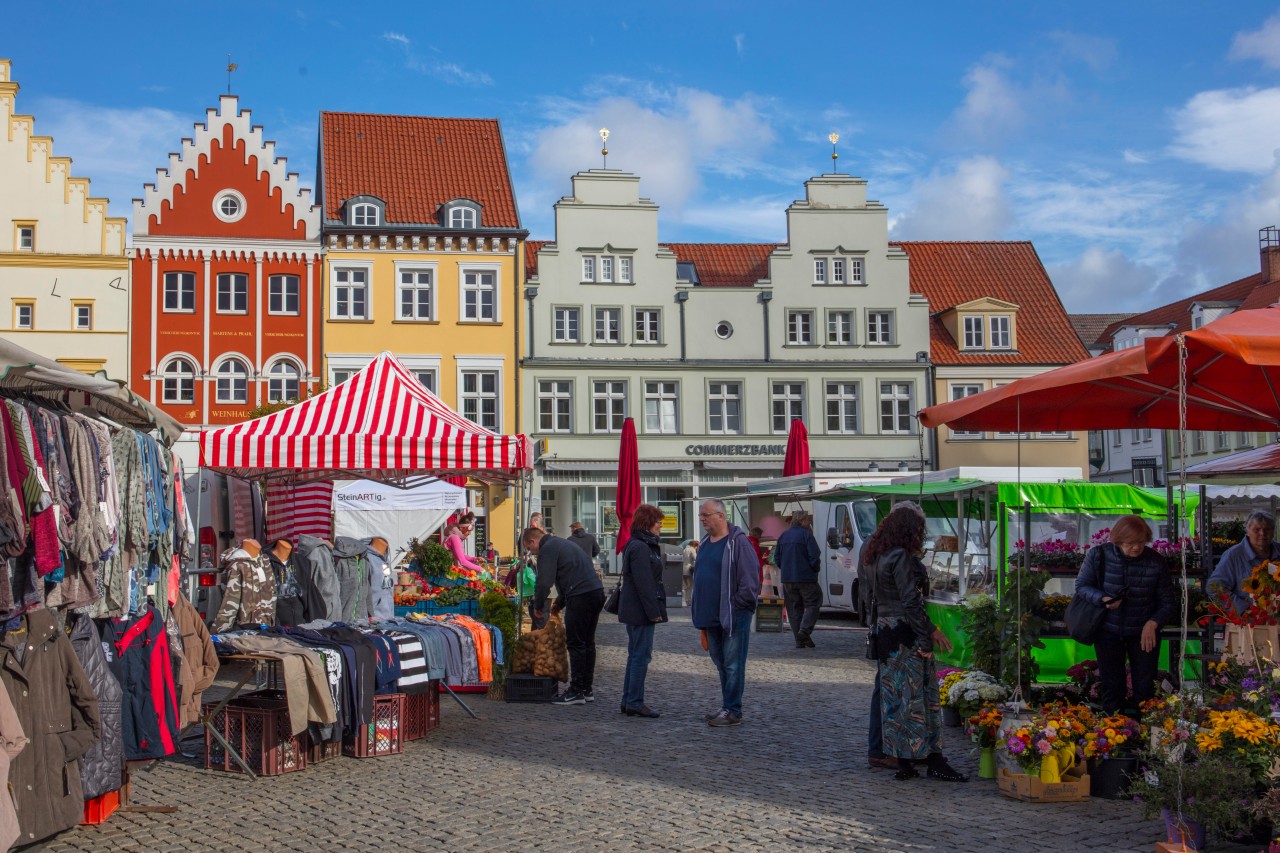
left=1262, top=226, right=1280, bottom=283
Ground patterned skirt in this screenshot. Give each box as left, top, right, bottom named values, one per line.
left=879, top=638, right=941, bottom=760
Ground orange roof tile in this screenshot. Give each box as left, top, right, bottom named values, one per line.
left=1069, top=313, right=1134, bottom=349
left=1094, top=272, right=1262, bottom=350
left=663, top=243, right=778, bottom=287
left=320, top=112, right=520, bottom=228
left=892, top=241, right=1088, bottom=366
left=525, top=240, right=549, bottom=277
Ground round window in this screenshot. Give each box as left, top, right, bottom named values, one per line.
left=715, top=321, right=734, bottom=339
left=212, top=190, right=247, bottom=223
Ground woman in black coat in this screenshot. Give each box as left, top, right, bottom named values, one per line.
left=618, top=504, right=668, bottom=718
left=1075, top=514, right=1177, bottom=713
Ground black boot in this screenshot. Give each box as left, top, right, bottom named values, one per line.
left=894, top=758, right=919, bottom=781
left=926, top=752, right=968, bottom=782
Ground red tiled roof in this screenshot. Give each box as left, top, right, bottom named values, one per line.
left=1094, top=272, right=1262, bottom=350
left=663, top=243, right=778, bottom=287
left=525, top=240, right=549, bottom=277
left=1069, top=313, right=1134, bottom=349
left=320, top=112, right=520, bottom=228
left=892, top=241, right=1088, bottom=366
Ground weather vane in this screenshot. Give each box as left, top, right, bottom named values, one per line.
left=226, top=54, right=238, bottom=95
left=829, top=132, right=839, bottom=173
left=599, top=127, right=609, bottom=169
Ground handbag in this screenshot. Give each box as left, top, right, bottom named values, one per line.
left=1065, top=591, right=1107, bottom=645
left=603, top=577, right=622, bottom=615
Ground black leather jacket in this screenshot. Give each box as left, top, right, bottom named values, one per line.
left=872, top=547, right=936, bottom=653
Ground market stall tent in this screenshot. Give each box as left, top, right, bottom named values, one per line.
left=332, top=478, right=467, bottom=556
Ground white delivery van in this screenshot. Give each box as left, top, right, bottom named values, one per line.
left=183, top=471, right=266, bottom=623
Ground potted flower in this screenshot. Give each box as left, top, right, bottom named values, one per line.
left=1033, top=593, right=1072, bottom=625
left=1080, top=714, right=1142, bottom=799
left=938, top=668, right=968, bottom=727
left=997, top=703, right=1091, bottom=781
left=1009, top=539, right=1085, bottom=574
left=946, top=670, right=1010, bottom=723
left=1127, top=753, right=1255, bottom=850
left=966, top=704, right=1003, bottom=779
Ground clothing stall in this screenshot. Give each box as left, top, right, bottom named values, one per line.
left=196, top=352, right=530, bottom=775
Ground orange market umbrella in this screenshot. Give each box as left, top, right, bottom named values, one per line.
left=782, top=419, right=811, bottom=477
left=918, top=306, right=1280, bottom=434
left=615, top=418, right=641, bottom=554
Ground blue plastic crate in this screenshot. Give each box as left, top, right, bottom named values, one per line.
left=394, top=599, right=479, bottom=618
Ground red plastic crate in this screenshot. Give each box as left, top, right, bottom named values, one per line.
left=344, top=693, right=404, bottom=757
left=403, top=681, right=441, bottom=741
left=204, top=696, right=308, bottom=776
left=307, top=735, right=342, bottom=763
left=81, top=789, right=119, bottom=825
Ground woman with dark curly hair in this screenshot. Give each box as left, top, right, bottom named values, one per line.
left=863, top=502, right=966, bottom=782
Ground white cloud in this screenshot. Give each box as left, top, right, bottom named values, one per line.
left=1230, top=12, right=1280, bottom=69
left=27, top=97, right=191, bottom=224
left=1169, top=87, right=1280, bottom=173
left=1122, top=149, right=1149, bottom=164
left=1047, top=31, right=1118, bottom=73
left=950, top=57, right=1025, bottom=144
left=680, top=195, right=790, bottom=241
left=524, top=86, right=777, bottom=217
left=1011, top=170, right=1183, bottom=247
left=382, top=33, right=493, bottom=86
left=891, top=156, right=1012, bottom=240
left=383, top=31, right=410, bottom=46
left=1046, top=246, right=1161, bottom=313
left=735, top=33, right=745, bottom=57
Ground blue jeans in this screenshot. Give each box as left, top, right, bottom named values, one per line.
left=868, top=667, right=884, bottom=758
left=705, top=609, right=753, bottom=716
left=622, top=623, right=656, bottom=708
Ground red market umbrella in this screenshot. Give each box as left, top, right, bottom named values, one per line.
left=918, top=307, right=1280, bottom=434
left=782, top=418, right=811, bottom=476
left=615, top=417, right=641, bottom=554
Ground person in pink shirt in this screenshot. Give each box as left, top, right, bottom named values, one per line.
left=444, top=514, right=485, bottom=572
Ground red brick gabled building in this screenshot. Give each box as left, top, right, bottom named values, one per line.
left=130, top=95, right=321, bottom=466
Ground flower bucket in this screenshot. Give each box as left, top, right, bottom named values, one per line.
left=978, top=747, right=996, bottom=779
left=942, top=706, right=962, bottom=728
left=1161, top=810, right=1206, bottom=852
left=1088, top=756, right=1137, bottom=799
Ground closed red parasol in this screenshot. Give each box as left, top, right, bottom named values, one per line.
left=615, top=417, right=641, bottom=554
left=782, top=418, right=811, bottom=477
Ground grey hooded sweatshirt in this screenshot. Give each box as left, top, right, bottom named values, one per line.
left=294, top=535, right=340, bottom=623
left=334, top=536, right=374, bottom=624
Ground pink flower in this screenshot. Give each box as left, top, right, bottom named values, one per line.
left=1009, top=740, right=1025, bottom=754
left=1036, top=740, right=1053, bottom=755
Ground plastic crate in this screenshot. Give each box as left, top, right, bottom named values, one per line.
left=505, top=674, right=558, bottom=703
left=755, top=597, right=785, bottom=632
left=344, top=693, right=404, bottom=758
left=306, top=733, right=343, bottom=764
left=204, top=696, right=308, bottom=776
left=81, top=789, right=119, bottom=826
left=403, top=680, right=441, bottom=740
left=394, top=598, right=479, bottom=618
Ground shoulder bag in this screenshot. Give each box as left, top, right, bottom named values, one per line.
left=1065, top=547, right=1124, bottom=645
left=603, top=574, right=623, bottom=615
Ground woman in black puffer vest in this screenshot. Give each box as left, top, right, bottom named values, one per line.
left=1075, top=515, right=1177, bottom=713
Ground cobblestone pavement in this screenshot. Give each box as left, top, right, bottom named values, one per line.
left=40, top=614, right=1162, bottom=853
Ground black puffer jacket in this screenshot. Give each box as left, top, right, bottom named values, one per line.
left=618, top=530, right=667, bottom=626
left=69, top=616, right=122, bottom=800
left=1075, top=543, right=1177, bottom=638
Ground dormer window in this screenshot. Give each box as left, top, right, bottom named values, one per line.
left=441, top=199, right=481, bottom=230
left=449, top=207, right=477, bottom=229
left=352, top=204, right=379, bottom=227
left=963, top=316, right=984, bottom=348
left=951, top=299, right=1018, bottom=352
left=990, top=315, right=1011, bottom=349
left=344, top=196, right=386, bottom=228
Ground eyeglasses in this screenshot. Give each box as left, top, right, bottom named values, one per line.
left=698, top=511, right=725, bottom=519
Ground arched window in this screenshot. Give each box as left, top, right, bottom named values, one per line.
left=161, top=357, right=196, bottom=404
left=267, top=359, right=301, bottom=404
left=448, top=206, right=477, bottom=229
left=215, top=358, right=249, bottom=404
left=352, top=203, right=379, bottom=227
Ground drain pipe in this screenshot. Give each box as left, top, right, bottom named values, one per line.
left=675, top=291, right=688, bottom=361
left=759, top=290, right=773, bottom=362
left=524, top=285, right=538, bottom=359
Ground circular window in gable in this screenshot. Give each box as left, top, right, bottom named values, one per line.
left=715, top=321, right=734, bottom=339
left=212, top=189, right=247, bottom=223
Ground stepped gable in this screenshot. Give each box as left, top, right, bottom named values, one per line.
left=133, top=95, right=318, bottom=240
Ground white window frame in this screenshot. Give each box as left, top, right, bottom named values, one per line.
left=867, top=310, right=894, bottom=345
left=825, top=381, right=860, bottom=435
left=990, top=315, right=1012, bottom=349
left=618, top=256, right=633, bottom=284
left=1214, top=431, right=1230, bottom=450
left=212, top=189, right=247, bottom=224
left=879, top=381, right=915, bottom=435
left=268, top=274, right=300, bottom=316
left=1192, top=431, right=1205, bottom=453
left=813, top=258, right=827, bottom=284
left=848, top=257, right=864, bottom=284
left=395, top=263, right=437, bottom=322
left=582, top=256, right=596, bottom=282
left=771, top=381, right=806, bottom=433
left=831, top=258, right=845, bottom=285
left=352, top=203, right=379, bottom=227
left=73, top=303, right=93, bottom=331
left=456, top=356, right=504, bottom=431
left=214, top=356, right=250, bottom=404
left=552, top=306, right=581, bottom=343
left=459, top=263, right=500, bottom=322
left=963, top=315, right=984, bottom=349
left=331, top=264, right=372, bottom=320
left=594, top=307, right=622, bottom=344
left=160, top=356, right=196, bottom=404
left=537, top=379, right=574, bottom=434
left=16, top=226, right=34, bottom=251
left=592, top=379, right=627, bottom=433
left=643, top=380, right=680, bottom=434
left=827, top=310, right=854, bottom=346
left=458, top=367, right=501, bottom=431
left=949, top=384, right=983, bottom=438
left=787, top=310, right=815, bottom=346
left=163, top=271, right=196, bottom=313
left=14, top=302, right=33, bottom=330
left=600, top=256, right=614, bottom=283
left=634, top=308, right=661, bottom=345
left=448, top=207, right=477, bottom=229
left=266, top=357, right=303, bottom=404
left=707, top=381, right=743, bottom=435
left=216, top=273, right=249, bottom=315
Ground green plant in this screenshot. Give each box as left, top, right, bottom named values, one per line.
left=996, top=566, right=1049, bottom=693
left=960, top=594, right=1001, bottom=677
left=479, top=591, right=519, bottom=682
left=1128, top=753, right=1255, bottom=841
left=409, top=537, right=455, bottom=577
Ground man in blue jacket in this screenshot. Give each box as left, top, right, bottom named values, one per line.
left=692, top=499, right=761, bottom=727
left=776, top=510, right=822, bottom=648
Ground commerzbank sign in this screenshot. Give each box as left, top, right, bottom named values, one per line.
left=684, top=444, right=786, bottom=457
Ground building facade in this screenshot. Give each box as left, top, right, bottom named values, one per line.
left=318, top=112, right=527, bottom=554
left=900, top=241, right=1091, bottom=473
left=0, top=59, right=129, bottom=377
left=523, top=170, right=931, bottom=557
left=130, top=95, right=321, bottom=467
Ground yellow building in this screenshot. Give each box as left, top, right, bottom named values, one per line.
left=0, top=59, right=129, bottom=377
left=318, top=112, right=527, bottom=555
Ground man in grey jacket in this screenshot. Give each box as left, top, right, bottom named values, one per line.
left=568, top=521, right=601, bottom=563
left=523, top=527, right=605, bottom=706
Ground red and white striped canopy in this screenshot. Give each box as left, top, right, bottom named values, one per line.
left=199, top=352, right=531, bottom=484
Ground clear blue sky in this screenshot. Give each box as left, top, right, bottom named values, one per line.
left=10, top=1, right=1280, bottom=312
